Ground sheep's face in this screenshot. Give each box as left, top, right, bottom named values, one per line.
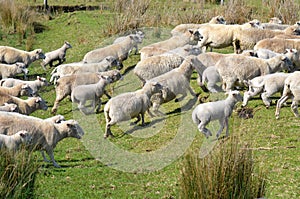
left=228, top=90, right=243, bottom=102
left=34, top=97, right=48, bottom=111
left=34, top=49, right=46, bottom=60
left=20, top=84, right=34, bottom=97
left=188, top=29, right=203, bottom=42
left=280, top=56, right=293, bottom=72
left=18, top=130, right=32, bottom=145
left=62, top=120, right=85, bottom=139
left=64, top=41, right=72, bottom=49
left=37, top=76, right=49, bottom=86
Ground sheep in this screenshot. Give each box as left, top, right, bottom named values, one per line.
left=83, top=35, right=142, bottom=64
left=254, top=38, right=300, bottom=54
left=139, top=29, right=202, bottom=60
left=148, top=56, right=199, bottom=114
left=71, top=75, right=113, bottom=114
left=0, top=62, right=28, bottom=79
left=0, top=76, right=49, bottom=96
left=50, top=56, right=122, bottom=83
left=104, top=81, right=163, bottom=138
left=0, top=130, right=32, bottom=151
left=0, top=46, right=45, bottom=67
left=216, top=54, right=293, bottom=91
left=0, top=93, right=48, bottom=115
left=171, top=15, right=226, bottom=36
left=275, top=71, right=300, bottom=119
left=0, top=103, right=17, bottom=112
left=0, top=83, right=33, bottom=97
left=197, top=20, right=262, bottom=53
left=41, top=41, right=72, bottom=69
left=233, top=23, right=300, bottom=53
left=192, top=90, right=243, bottom=138
left=201, top=66, right=223, bottom=93
left=113, top=30, right=145, bottom=54
left=242, top=72, right=290, bottom=108
left=51, top=70, right=122, bottom=114
left=0, top=112, right=85, bottom=167
left=260, top=17, right=290, bottom=30
left=133, top=45, right=201, bottom=85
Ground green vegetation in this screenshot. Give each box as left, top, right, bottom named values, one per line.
left=0, top=0, right=299, bottom=198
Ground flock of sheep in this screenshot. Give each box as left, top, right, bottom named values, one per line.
left=1, top=15, right=300, bottom=168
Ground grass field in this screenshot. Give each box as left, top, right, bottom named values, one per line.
left=0, top=0, right=299, bottom=198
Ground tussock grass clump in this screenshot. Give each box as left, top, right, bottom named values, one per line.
left=179, top=136, right=267, bottom=199
left=0, top=148, right=39, bottom=199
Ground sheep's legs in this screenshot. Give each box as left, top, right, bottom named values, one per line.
left=95, top=99, right=102, bottom=113
left=198, top=120, right=212, bottom=138
left=104, top=110, right=114, bottom=138
left=41, top=151, right=50, bottom=162
left=216, top=118, right=228, bottom=138
left=275, top=94, right=290, bottom=119
left=291, top=100, right=299, bottom=117
left=43, top=149, right=60, bottom=168
left=261, top=91, right=273, bottom=108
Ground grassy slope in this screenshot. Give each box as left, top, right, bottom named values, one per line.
left=1, top=2, right=299, bottom=199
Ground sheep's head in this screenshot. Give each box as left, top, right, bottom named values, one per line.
left=4, top=103, right=17, bottom=112
left=37, top=76, right=49, bottom=86
left=17, top=130, right=32, bottom=145
left=33, top=49, right=46, bottom=60
left=280, top=55, right=293, bottom=72
left=226, top=90, right=243, bottom=102
left=188, top=29, right=203, bottom=42
left=20, top=84, right=34, bottom=97
left=34, top=97, right=48, bottom=111
left=59, top=120, right=85, bottom=139
left=64, top=41, right=72, bottom=49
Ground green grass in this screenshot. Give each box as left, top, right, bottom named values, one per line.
left=0, top=1, right=299, bottom=198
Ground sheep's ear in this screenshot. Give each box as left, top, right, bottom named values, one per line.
left=188, top=29, right=194, bottom=35
left=35, top=97, right=41, bottom=103
left=19, top=132, right=26, bottom=138
left=37, top=76, right=41, bottom=80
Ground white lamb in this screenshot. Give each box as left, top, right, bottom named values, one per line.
left=104, top=81, right=163, bottom=138
left=0, top=130, right=32, bottom=151
left=192, top=90, right=243, bottom=138
left=71, top=75, right=112, bottom=114
left=0, top=76, right=49, bottom=96
left=0, top=46, right=45, bottom=67
left=0, top=62, right=28, bottom=79
left=275, top=71, right=300, bottom=119
left=41, top=41, right=72, bottom=69
left=0, top=103, right=17, bottom=112
left=242, top=72, right=290, bottom=108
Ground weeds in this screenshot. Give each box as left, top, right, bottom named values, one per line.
left=179, top=136, right=267, bottom=199
left=0, top=148, right=40, bottom=198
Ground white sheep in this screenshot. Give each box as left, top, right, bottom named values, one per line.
left=275, top=71, right=300, bottom=119
left=242, top=72, right=290, bottom=108
left=0, top=83, right=33, bottom=97
left=0, top=130, right=32, bottom=151
left=52, top=70, right=122, bottom=114
left=0, top=62, right=28, bottom=79
left=254, top=38, right=300, bottom=54
left=0, top=103, right=17, bottom=112
left=139, top=29, right=202, bottom=60
left=201, top=66, right=223, bottom=93
left=50, top=56, right=122, bottom=83
left=192, top=90, right=243, bottom=138
left=216, top=54, right=293, bottom=91
left=113, top=30, right=145, bottom=54
left=148, top=56, right=199, bottom=114
left=71, top=75, right=112, bottom=114
left=41, top=41, right=72, bottom=69
left=83, top=35, right=142, bottom=64
left=104, top=81, right=163, bottom=138
left=171, top=15, right=226, bottom=36
left=0, top=46, right=45, bottom=67
left=134, top=45, right=201, bottom=85
left=0, top=112, right=85, bottom=167
left=0, top=76, right=49, bottom=96
left=0, top=93, right=48, bottom=115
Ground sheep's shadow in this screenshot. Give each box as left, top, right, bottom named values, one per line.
left=166, top=96, right=198, bottom=116
left=123, top=64, right=136, bottom=76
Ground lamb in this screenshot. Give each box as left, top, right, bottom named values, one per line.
left=274, top=71, right=300, bottom=119
left=83, top=35, right=142, bottom=64
left=50, top=56, right=122, bottom=83
left=0, top=62, right=28, bottom=79
left=113, top=30, right=145, bottom=54
left=0, top=112, right=85, bottom=167
left=0, top=93, right=48, bottom=115
left=51, top=70, right=122, bottom=114
left=0, top=83, right=33, bottom=97
left=242, top=72, right=290, bottom=108
left=192, top=90, right=243, bottom=138
left=41, top=41, right=72, bottom=69
left=0, top=76, right=49, bottom=96
left=133, top=45, right=201, bottom=85
left=233, top=23, right=300, bottom=53
left=171, top=15, right=226, bottom=36
left=216, top=54, right=293, bottom=91
left=104, top=81, right=163, bottom=138
left=197, top=20, right=262, bottom=52
left=0, top=130, right=32, bottom=151
left=0, top=46, right=45, bottom=67
left=148, top=56, right=199, bottom=114
left=139, top=29, right=202, bottom=60
left=71, top=75, right=112, bottom=114
left=261, top=17, right=290, bottom=30
left=0, top=103, right=17, bottom=112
